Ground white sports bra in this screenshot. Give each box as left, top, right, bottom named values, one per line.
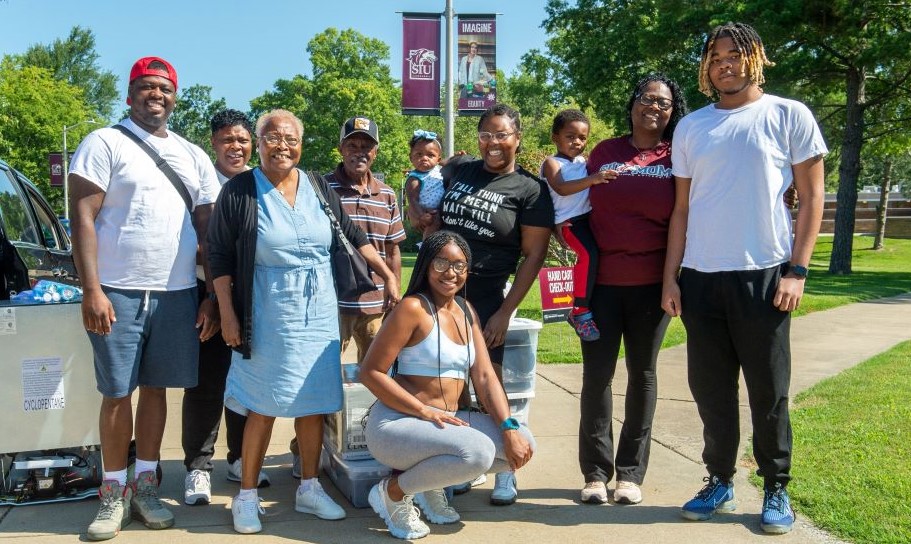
left=395, top=294, right=475, bottom=380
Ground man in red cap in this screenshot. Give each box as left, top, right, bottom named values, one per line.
left=69, top=56, right=221, bottom=540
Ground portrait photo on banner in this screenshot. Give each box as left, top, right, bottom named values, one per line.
left=457, top=15, right=497, bottom=114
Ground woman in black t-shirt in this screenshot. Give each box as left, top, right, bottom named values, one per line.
left=434, top=103, right=553, bottom=505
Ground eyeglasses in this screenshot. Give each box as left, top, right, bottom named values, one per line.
left=636, top=95, right=673, bottom=111
left=431, top=257, right=468, bottom=275
left=478, top=131, right=515, bottom=143
left=261, top=133, right=301, bottom=147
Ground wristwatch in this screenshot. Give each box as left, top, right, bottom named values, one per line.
left=788, top=263, right=809, bottom=279
left=206, top=292, right=218, bottom=302
left=500, top=417, right=520, bottom=431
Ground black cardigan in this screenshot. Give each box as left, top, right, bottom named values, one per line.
left=207, top=169, right=369, bottom=358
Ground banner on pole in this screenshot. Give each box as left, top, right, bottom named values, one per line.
left=402, top=13, right=441, bottom=116
left=48, top=153, right=64, bottom=187
left=457, top=14, right=497, bottom=115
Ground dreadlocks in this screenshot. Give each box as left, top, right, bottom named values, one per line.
left=699, top=22, right=774, bottom=97
left=404, top=230, right=472, bottom=300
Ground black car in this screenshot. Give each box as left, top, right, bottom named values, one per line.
left=0, top=158, right=79, bottom=302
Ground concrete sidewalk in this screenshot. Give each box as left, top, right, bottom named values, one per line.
left=2, top=294, right=909, bottom=543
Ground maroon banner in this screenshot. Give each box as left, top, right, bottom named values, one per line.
left=457, top=15, right=497, bottom=114
left=402, top=14, right=441, bottom=115
left=48, top=152, right=64, bottom=187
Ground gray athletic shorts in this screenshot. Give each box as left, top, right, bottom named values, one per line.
left=89, top=286, right=200, bottom=398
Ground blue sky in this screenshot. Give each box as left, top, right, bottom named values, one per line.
left=0, top=0, right=551, bottom=117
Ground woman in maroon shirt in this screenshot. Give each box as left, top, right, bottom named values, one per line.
left=577, top=74, right=688, bottom=506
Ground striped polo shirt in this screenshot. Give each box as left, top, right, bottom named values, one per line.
left=327, top=164, right=406, bottom=314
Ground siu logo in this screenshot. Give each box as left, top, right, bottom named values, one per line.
left=407, top=48, right=437, bottom=81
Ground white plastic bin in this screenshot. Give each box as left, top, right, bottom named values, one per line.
left=502, top=317, right=542, bottom=397
left=320, top=445, right=391, bottom=508
left=324, top=382, right=376, bottom=461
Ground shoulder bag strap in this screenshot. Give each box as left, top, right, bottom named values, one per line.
left=305, top=170, right=357, bottom=256
left=113, top=124, right=193, bottom=213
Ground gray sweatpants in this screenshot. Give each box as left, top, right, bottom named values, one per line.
left=365, top=401, right=535, bottom=495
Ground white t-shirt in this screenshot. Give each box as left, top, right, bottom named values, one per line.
left=672, top=94, right=828, bottom=272
left=69, top=117, right=220, bottom=290
left=542, top=155, right=590, bottom=223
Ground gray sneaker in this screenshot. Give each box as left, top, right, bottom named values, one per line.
left=131, top=470, right=174, bottom=529
left=414, top=489, right=460, bottom=524
left=87, top=480, right=132, bottom=541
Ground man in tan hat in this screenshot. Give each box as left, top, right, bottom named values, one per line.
left=69, top=56, right=221, bottom=540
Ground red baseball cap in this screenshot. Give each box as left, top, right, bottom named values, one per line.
left=129, top=56, right=178, bottom=89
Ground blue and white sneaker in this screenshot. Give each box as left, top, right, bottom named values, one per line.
left=681, top=475, right=735, bottom=520
left=761, top=483, right=795, bottom=534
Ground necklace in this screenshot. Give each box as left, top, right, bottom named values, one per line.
left=629, top=137, right=664, bottom=161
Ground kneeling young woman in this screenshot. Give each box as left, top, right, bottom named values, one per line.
left=360, top=230, right=535, bottom=540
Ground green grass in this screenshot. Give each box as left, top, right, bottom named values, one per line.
left=783, top=340, right=911, bottom=544
left=400, top=237, right=911, bottom=363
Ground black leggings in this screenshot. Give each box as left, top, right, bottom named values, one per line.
left=579, top=283, right=669, bottom=485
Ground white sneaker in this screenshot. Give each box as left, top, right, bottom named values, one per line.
left=614, top=480, right=643, bottom=504
left=580, top=481, right=608, bottom=504
left=231, top=494, right=264, bottom=534
left=490, top=471, right=517, bottom=505
left=295, top=479, right=346, bottom=520
left=184, top=469, right=211, bottom=505
left=226, top=459, right=271, bottom=488
left=368, top=478, right=430, bottom=540
left=414, top=489, right=460, bottom=524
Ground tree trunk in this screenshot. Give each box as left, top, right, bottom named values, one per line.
left=828, top=66, right=867, bottom=275
left=872, top=159, right=892, bottom=250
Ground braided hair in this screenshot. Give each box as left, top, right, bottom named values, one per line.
left=699, top=22, right=774, bottom=98
left=404, top=230, right=472, bottom=300
left=625, top=73, right=689, bottom=142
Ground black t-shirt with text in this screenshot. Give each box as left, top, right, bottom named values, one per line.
left=440, top=158, right=553, bottom=279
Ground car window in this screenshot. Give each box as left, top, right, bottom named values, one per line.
left=27, top=188, right=64, bottom=250
left=0, top=169, right=40, bottom=245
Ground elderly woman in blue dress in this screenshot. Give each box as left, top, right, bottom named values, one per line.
left=208, top=109, right=399, bottom=534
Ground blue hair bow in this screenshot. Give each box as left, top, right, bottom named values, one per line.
left=413, top=129, right=438, bottom=140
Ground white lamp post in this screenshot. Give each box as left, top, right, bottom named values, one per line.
left=63, top=119, right=99, bottom=219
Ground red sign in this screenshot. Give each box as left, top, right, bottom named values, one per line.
left=538, top=266, right=574, bottom=323
left=457, top=15, right=497, bottom=115
left=402, top=14, right=441, bottom=115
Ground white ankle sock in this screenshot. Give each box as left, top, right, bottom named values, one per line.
left=238, top=488, right=258, bottom=501
left=134, top=459, right=158, bottom=478
left=299, top=477, right=318, bottom=492
left=104, top=469, right=128, bottom=487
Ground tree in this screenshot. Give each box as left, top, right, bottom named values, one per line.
left=17, top=26, right=119, bottom=120
left=251, top=28, right=409, bottom=183
left=544, top=0, right=911, bottom=274
left=168, top=85, right=227, bottom=159
left=0, top=59, right=95, bottom=212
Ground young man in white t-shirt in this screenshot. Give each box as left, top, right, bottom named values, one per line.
left=69, top=57, right=220, bottom=541
left=661, top=23, right=827, bottom=535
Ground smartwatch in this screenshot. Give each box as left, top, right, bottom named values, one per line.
left=500, top=417, right=520, bottom=431
left=788, top=263, right=809, bottom=279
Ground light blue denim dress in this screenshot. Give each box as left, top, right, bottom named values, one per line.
left=224, top=168, right=342, bottom=418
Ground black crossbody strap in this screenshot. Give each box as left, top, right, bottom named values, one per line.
left=113, top=124, right=193, bottom=213
left=305, top=170, right=357, bottom=256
